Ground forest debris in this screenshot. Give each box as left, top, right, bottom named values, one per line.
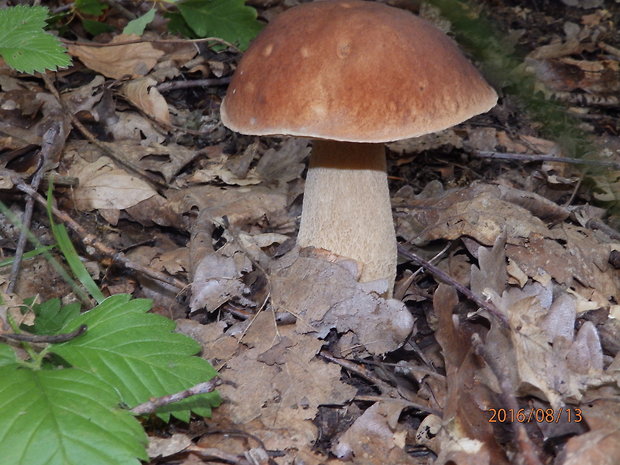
left=485, top=276, right=609, bottom=408
left=253, top=138, right=310, bottom=184
left=190, top=245, right=252, bottom=313
left=148, top=433, right=192, bottom=459
left=270, top=249, right=414, bottom=355
left=215, top=311, right=357, bottom=451
left=555, top=401, right=620, bottom=465
left=168, top=184, right=288, bottom=228
left=432, top=284, right=508, bottom=465
left=67, top=155, right=156, bottom=215
left=333, top=402, right=413, bottom=464
left=399, top=182, right=619, bottom=307
left=67, top=34, right=164, bottom=80
left=121, top=78, right=171, bottom=125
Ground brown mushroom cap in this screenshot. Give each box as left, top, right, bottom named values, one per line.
left=220, top=0, right=497, bottom=143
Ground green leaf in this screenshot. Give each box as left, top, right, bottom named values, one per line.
left=123, top=8, right=156, bottom=35
left=51, top=294, right=221, bottom=421
left=47, top=185, right=105, bottom=303
left=82, top=19, right=115, bottom=36
left=24, top=298, right=81, bottom=335
left=177, top=0, right=263, bottom=50
left=0, top=365, right=147, bottom=465
left=0, top=245, right=55, bottom=268
left=0, top=5, right=71, bottom=73
left=75, top=0, right=108, bottom=16
left=0, top=344, right=17, bottom=367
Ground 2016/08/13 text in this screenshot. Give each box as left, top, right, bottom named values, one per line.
left=487, top=408, right=583, bottom=423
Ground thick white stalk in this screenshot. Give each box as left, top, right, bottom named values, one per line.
left=297, top=140, right=397, bottom=296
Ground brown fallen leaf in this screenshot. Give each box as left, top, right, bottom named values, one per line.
left=68, top=34, right=164, bottom=80
left=333, top=402, right=414, bottom=465
left=270, top=248, right=414, bottom=355
left=122, top=77, right=171, bottom=125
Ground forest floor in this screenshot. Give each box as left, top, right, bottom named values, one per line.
left=1, top=1, right=619, bottom=464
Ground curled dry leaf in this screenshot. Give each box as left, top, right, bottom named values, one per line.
left=190, top=247, right=252, bottom=313
left=432, top=284, right=508, bottom=465
left=333, top=402, right=413, bottom=464
left=68, top=34, right=164, bottom=80
left=399, top=182, right=619, bottom=308
left=122, top=78, right=171, bottom=125
left=477, top=242, right=610, bottom=407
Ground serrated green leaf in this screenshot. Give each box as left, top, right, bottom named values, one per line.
left=0, top=6, right=71, bottom=73
left=0, top=365, right=147, bottom=465
left=75, top=0, right=108, bottom=16
left=123, top=8, right=156, bottom=35
left=23, top=298, right=81, bottom=335
left=52, top=294, right=220, bottom=421
left=0, top=344, right=17, bottom=367
left=177, top=0, right=263, bottom=50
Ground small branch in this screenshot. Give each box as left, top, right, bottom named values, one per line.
left=14, top=181, right=187, bottom=291
left=130, top=377, right=221, bottom=415
left=156, top=77, right=231, bottom=92
left=397, top=245, right=509, bottom=328
left=41, top=74, right=168, bottom=191
left=8, top=123, right=65, bottom=293
left=1, top=325, right=87, bottom=343
left=472, top=150, right=620, bottom=170
left=61, top=36, right=241, bottom=53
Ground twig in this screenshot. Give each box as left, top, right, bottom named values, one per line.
left=472, top=150, right=620, bottom=170
left=354, top=395, right=443, bottom=417
left=156, top=77, right=231, bottom=92
left=471, top=334, right=544, bottom=465
left=40, top=74, right=168, bottom=191
left=7, top=124, right=65, bottom=293
left=185, top=446, right=250, bottom=465
left=14, top=181, right=187, bottom=291
left=397, top=245, right=509, bottom=328
left=102, top=0, right=136, bottom=20
left=130, top=377, right=221, bottom=415
left=586, top=218, right=620, bottom=241
left=61, top=36, right=241, bottom=53
left=1, top=325, right=87, bottom=343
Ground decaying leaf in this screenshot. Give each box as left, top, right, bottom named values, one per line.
left=333, top=402, right=413, bottom=464
left=214, top=312, right=357, bottom=451
left=67, top=156, right=157, bottom=214
left=270, top=248, right=414, bottom=355
left=68, top=34, right=164, bottom=80
left=399, top=182, right=620, bottom=308
left=122, top=77, right=171, bottom=125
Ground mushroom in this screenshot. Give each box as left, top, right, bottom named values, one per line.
left=220, top=0, right=497, bottom=296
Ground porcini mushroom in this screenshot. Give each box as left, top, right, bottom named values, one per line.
left=220, top=0, right=497, bottom=296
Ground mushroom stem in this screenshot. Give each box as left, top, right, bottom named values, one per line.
left=297, top=140, right=397, bottom=296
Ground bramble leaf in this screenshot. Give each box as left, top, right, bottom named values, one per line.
left=0, top=365, right=147, bottom=465
left=51, top=294, right=221, bottom=421
left=0, top=6, right=71, bottom=73
left=176, top=0, right=263, bottom=50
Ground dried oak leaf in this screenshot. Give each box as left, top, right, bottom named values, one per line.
left=333, top=402, right=414, bottom=465
left=400, top=182, right=619, bottom=308
left=68, top=34, right=164, bottom=80
left=121, top=77, right=170, bottom=125
left=216, top=312, right=356, bottom=451
left=167, top=184, right=288, bottom=228
left=270, top=249, right=414, bottom=355
left=432, top=284, right=509, bottom=465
